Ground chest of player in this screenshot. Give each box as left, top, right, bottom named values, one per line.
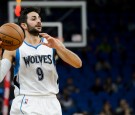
left=19, top=43, right=54, bottom=67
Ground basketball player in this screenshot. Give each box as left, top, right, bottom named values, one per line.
left=0, top=7, right=82, bottom=115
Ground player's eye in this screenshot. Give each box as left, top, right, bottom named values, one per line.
left=31, top=18, right=36, bottom=21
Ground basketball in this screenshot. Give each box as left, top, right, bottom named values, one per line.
left=0, top=23, right=24, bottom=51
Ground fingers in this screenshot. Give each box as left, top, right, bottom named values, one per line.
left=41, top=42, right=48, bottom=46
left=39, top=33, right=50, bottom=39
left=0, top=41, right=2, bottom=48
left=0, top=41, right=2, bottom=56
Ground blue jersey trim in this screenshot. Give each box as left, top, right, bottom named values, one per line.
left=14, top=49, right=20, bottom=76
left=20, top=95, right=25, bottom=114
left=24, top=37, right=43, bottom=49
left=52, top=48, right=56, bottom=66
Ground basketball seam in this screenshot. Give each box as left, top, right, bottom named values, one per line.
left=0, top=32, right=21, bottom=46
left=5, top=25, right=24, bottom=41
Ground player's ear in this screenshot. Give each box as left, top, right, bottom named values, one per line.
left=21, top=23, right=27, bottom=30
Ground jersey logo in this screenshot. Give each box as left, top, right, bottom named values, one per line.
left=23, top=55, right=52, bottom=67
left=23, top=99, right=28, bottom=104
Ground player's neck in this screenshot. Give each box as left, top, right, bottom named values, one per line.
left=25, top=34, right=41, bottom=46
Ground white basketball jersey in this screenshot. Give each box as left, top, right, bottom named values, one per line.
left=13, top=38, right=59, bottom=96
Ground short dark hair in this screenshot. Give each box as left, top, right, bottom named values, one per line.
left=18, top=7, right=41, bottom=26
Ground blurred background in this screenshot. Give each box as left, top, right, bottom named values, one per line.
left=0, top=0, right=135, bottom=115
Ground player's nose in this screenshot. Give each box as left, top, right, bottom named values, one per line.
left=37, top=18, right=41, bottom=23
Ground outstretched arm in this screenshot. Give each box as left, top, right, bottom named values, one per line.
left=40, top=33, right=82, bottom=68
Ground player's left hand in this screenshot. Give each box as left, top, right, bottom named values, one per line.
left=39, top=33, right=65, bottom=49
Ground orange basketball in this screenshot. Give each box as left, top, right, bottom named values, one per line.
left=0, top=23, right=24, bottom=51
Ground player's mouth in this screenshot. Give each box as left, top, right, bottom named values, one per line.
left=36, top=26, right=42, bottom=30
left=36, top=26, right=41, bottom=28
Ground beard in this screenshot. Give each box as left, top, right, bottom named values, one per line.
left=27, top=23, right=42, bottom=36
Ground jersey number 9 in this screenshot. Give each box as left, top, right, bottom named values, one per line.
left=36, top=67, right=44, bottom=81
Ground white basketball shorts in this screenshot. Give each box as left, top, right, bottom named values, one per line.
left=10, top=95, right=62, bottom=115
